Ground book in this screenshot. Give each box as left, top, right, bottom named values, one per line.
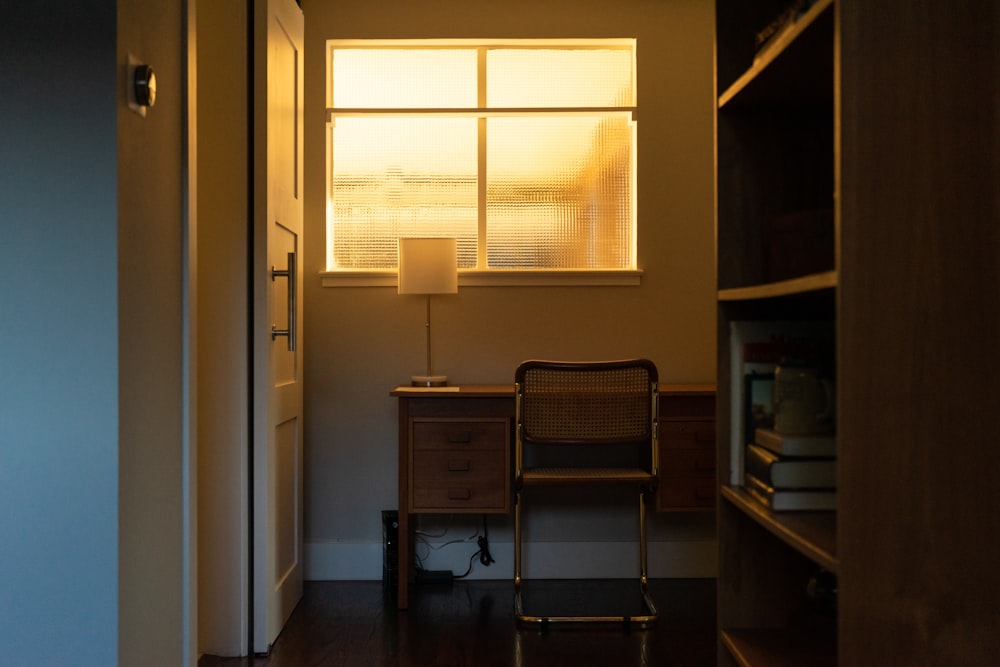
left=755, top=427, right=836, bottom=458
left=744, top=473, right=837, bottom=511
left=745, top=443, right=836, bottom=489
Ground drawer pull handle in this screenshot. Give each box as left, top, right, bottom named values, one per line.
left=448, top=431, right=472, bottom=443
left=448, top=488, right=471, bottom=500
left=448, top=460, right=471, bottom=472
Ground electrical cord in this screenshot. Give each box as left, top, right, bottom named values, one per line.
left=413, top=515, right=495, bottom=579
left=414, top=514, right=462, bottom=539
left=455, top=516, right=495, bottom=579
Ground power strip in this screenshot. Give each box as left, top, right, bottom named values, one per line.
left=415, top=569, right=453, bottom=584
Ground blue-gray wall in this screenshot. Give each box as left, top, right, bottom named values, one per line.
left=0, top=3, right=120, bottom=664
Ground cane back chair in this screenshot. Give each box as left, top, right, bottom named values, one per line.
left=513, top=359, right=660, bottom=626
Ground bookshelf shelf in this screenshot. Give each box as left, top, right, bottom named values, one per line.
left=721, top=486, right=837, bottom=574
left=720, top=628, right=837, bottom=667
left=718, top=271, right=836, bottom=303
left=718, top=0, right=834, bottom=109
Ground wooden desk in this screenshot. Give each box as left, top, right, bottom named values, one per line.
left=391, top=383, right=715, bottom=610
left=392, top=385, right=513, bottom=610
left=656, top=384, right=716, bottom=512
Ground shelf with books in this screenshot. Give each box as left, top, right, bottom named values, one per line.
left=717, top=258, right=837, bottom=667
left=723, top=320, right=835, bottom=487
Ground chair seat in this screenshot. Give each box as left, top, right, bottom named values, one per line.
left=520, top=467, right=654, bottom=486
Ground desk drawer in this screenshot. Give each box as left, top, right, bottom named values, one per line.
left=660, top=420, right=716, bottom=449
left=658, top=450, right=715, bottom=511
left=411, top=449, right=508, bottom=511
left=411, top=418, right=507, bottom=452
left=657, top=388, right=715, bottom=511
left=661, top=448, right=716, bottom=476
left=658, top=476, right=716, bottom=510
left=409, top=417, right=510, bottom=512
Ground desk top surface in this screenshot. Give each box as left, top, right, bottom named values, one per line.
left=391, top=383, right=715, bottom=398
left=391, top=384, right=513, bottom=397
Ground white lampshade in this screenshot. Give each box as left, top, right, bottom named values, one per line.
left=398, top=238, right=458, bottom=295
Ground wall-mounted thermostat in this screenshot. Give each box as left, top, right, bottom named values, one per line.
left=133, top=64, right=156, bottom=108
left=127, top=52, right=156, bottom=118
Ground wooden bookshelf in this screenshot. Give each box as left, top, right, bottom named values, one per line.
left=714, top=0, right=999, bottom=664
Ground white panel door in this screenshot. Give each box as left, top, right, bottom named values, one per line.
left=253, top=0, right=303, bottom=653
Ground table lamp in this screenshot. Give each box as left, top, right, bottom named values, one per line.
left=398, top=237, right=458, bottom=387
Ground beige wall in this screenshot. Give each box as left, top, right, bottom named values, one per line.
left=302, top=0, right=717, bottom=578
left=118, top=0, right=191, bottom=661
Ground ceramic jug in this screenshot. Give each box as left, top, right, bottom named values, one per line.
left=773, top=360, right=835, bottom=435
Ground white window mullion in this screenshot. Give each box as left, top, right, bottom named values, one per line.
left=477, top=47, right=488, bottom=270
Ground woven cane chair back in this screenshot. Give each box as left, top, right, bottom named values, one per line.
left=517, top=360, right=657, bottom=446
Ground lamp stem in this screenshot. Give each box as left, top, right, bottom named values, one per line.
left=425, top=293, right=433, bottom=379
left=410, top=293, right=447, bottom=386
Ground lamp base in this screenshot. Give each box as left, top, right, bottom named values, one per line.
left=411, top=374, right=449, bottom=387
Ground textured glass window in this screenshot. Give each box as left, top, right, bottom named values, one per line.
left=332, top=49, right=477, bottom=108
left=326, top=40, right=637, bottom=274
left=487, top=48, right=634, bottom=108
left=487, top=115, right=634, bottom=269
left=330, top=117, right=478, bottom=270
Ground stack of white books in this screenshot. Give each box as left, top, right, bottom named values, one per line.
left=744, top=427, right=836, bottom=511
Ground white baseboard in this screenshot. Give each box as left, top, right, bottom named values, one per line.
left=305, top=538, right=716, bottom=581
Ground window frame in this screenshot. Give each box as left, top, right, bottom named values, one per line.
left=321, top=38, right=642, bottom=288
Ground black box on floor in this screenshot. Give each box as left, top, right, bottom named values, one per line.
left=382, top=510, right=398, bottom=589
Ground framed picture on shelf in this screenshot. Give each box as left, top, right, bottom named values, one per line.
left=744, top=372, right=775, bottom=447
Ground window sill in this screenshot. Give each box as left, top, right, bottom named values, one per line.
left=320, top=269, right=642, bottom=288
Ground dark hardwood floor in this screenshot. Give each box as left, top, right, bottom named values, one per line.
left=200, top=578, right=717, bottom=666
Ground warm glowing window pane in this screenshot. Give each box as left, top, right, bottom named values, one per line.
left=332, top=49, right=477, bottom=108
left=487, top=115, right=634, bottom=269
left=487, top=49, right=634, bottom=108
left=329, top=117, right=478, bottom=269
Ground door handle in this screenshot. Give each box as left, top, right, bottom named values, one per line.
left=271, top=251, right=296, bottom=352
